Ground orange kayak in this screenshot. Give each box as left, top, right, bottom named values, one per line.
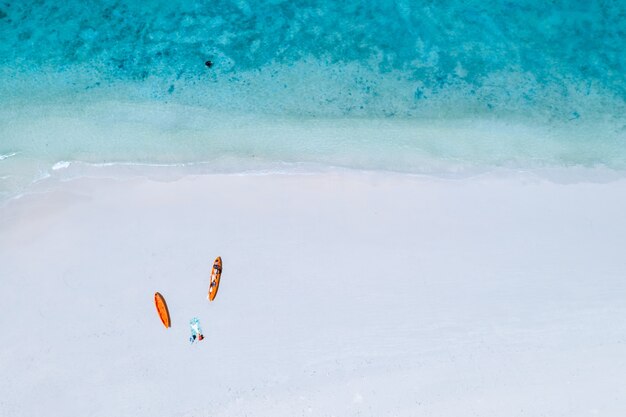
left=154, top=292, right=171, bottom=328
left=208, top=256, right=222, bottom=301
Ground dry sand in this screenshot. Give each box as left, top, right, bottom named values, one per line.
left=1, top=171, right=626, bottom=416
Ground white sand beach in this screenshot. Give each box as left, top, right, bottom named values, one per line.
left=1, top=170, right=626, bottom=416
left=2, top=0, right=625, bottom=414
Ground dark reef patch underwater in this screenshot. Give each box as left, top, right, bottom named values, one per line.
left=0, top=0, right=625, bottom=199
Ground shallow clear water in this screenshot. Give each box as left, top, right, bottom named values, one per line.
left=0, top=0, right=625, bottom=199
left=2, top=0, right=625, bottom=117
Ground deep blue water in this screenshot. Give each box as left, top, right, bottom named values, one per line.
left=0, top=0, right=625, bottom=199
left=1, top=0, right=624, bottom=117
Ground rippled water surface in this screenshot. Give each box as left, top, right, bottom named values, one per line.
left=0, top=0, right=625, bottom=199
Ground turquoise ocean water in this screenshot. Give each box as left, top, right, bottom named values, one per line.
left=0, top=0, right=625, bottom=199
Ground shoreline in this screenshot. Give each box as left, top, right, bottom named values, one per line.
left=2, top=97, right=626, bottom=205
left=3, top=159, right=626, bottom=209
left=4, top=2, right=626, bottom=414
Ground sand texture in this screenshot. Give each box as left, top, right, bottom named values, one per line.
left=1, top=172, right=626, bottom=416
